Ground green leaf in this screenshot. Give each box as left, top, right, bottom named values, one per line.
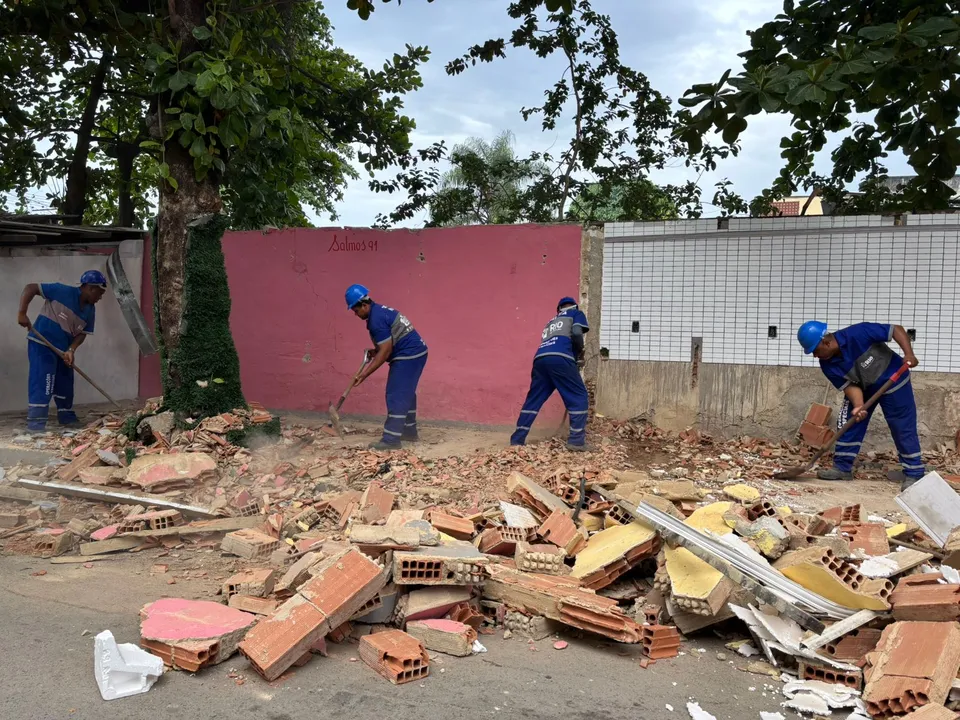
left=229, top=31, right=243, bottom=56
left=159, top=162, right=170, bottom=178
left=722, top=116, right=748, bottom=145
left=192, top=26, right=212, bottom=41
left=212, top=377, right=225, bottom=384
left=190, top=135, right=206, bottom=157
left=139, top=140, right=161, bottom=149
left=166, top=176, right=179, bottom=190
left=163, top=106, right=182, bottom=114
left=195, top=70, right=217, bottom=95
left=210, top=60, right=227, bottom=77
left=858, top=24, right=898, bottom=41
left=168, top=71, right=190, bottom=92
left=758, top=92, right=781, bottom=113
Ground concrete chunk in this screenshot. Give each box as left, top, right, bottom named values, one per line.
left=406, top=619, right=477, bottom=657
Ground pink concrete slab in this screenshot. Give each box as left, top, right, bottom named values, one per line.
left=140, top=598, right=255, bottom=643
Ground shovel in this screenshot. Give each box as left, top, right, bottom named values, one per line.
left=775, top=363, right=910, bottom=480
left=327, top=353, right=369, bottom=438
left=28, top=326, right=122, bottom=410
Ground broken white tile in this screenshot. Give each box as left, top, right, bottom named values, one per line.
left=499, top=501, right=538, bottom=529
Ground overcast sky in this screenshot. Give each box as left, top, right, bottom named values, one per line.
left=319, top=0, right=913, bottom=227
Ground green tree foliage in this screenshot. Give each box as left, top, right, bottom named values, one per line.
left=2, top=0, right=427, bottom=417
left=428, top=131, right=549, bottom=225
left=368, top=0, right=742, bottom=225
left=567, top=179, right=678, bottom=222
left=676, top=0, right=960, bottom=214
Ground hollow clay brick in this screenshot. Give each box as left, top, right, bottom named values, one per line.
left=358, top=630, right=429, bottom=685
left=863, top=621, right=960, bottom=718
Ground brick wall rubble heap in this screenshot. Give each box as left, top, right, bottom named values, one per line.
left=9, top=404, right=960, bottom=717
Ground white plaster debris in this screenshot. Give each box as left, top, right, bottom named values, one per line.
left=94, top=630, right=164, bottom=700
left=686, top=701, right=717, bottom=720
left=759, top=713, right=785, bottom=720
left=781, top=678, right=864, bottom=716
left=858, top=555, right=901, bottom=578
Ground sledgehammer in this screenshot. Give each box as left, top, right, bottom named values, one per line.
left=327, top=353, right=369, bottom=438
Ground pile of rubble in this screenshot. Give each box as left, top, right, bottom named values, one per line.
left=8, top=407, right=960, bottom=717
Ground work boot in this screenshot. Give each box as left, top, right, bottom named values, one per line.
left=368, top=441, right=401, bottom=452
left=566, top=442, right=594, bottom=453
left=816, top=467, right=853, bottom=481
left=900, top=477, right=922, bottom=492
left=887, top=468, right=928, bottom=484
left=401, top=433, right=420, bottom=443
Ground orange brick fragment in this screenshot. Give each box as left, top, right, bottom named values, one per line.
left=238, top=547, right=386, bottom=681
left=359, top=630, right=429, bottom=685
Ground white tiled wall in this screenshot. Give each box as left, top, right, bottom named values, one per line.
left=599, top=215, right=960, bottom=372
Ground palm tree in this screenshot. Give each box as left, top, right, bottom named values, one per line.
left=429, top=131, right=549, bottom=226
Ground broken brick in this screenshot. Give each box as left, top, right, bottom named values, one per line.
left=427, top=511, right=475, bottom=541
left=238, top=547, right=386, bottom=681
left=400, top=586, right=473, bottom=623
left=571, top=521, right=659, bottom=590
left=890, top=573, right=960, bottom=622
left=840, top=522, right=890, bottom=557
left=359, top=482, right=395, bottom=524
left=406, top=619, right=477, bottom=657
left=863, top=621, right=960, bottom=718
left=358, top=630, right=429, bottom=685
left=126, top=452, right=217, bottom=492
left=804, top=402, right=832, bottom=427
left=228, top=595, right=280, bottom=616
left=515, top=541, right=568, bottom=576
left=393, top=544, right=487, bottom=586
left=774, top=546, right=891, bottom=611
left=799, top=659, right=863, bottom=690
left=445, top=602, right=485, bottom=631
left=641, top=624, right=680, bottom=659
left=349, top=524, right=420, bottom=551
left=222, top=568, right=276, bottom=598
left=327, top=622, right=352, bottom=644
left=140, top=598, right=256, bottom=672
left=537, top=510, right=587, bottom=556
left=819, top=627, right=882, bottom=661
left=483, top=564, right=642, bottom=643
left=507, top=472, right=570, bottom=520
left=220, top=528, right=282, bottom=560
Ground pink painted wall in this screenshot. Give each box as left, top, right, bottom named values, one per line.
left=140, top=224, right=583, bottom=425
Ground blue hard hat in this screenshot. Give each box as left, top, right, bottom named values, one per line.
left=557, top=296, right=577, bottom=312
left=797, top=320, right=828, bottom=354
left=80, top=270, right=107, bottom=288
left=345, top=283, right=370, bottom=309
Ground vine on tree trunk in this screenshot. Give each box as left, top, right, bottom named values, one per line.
left=151, top=213, right=246, bottom=419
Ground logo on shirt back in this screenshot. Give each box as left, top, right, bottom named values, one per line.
left=861, top=357, right=874, bottom=369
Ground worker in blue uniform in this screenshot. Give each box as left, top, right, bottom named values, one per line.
left=511, top=297, right=591, bottom=451
left=797, top=320, right=923, bottom=490
left=17, top=271, right=107, bottom=432
left=345, top=284, right=428, bottom=451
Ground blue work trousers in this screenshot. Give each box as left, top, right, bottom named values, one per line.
left=832, top=379, right=924, bottom=479
left=511, top=355, right=589, bottom=446
left=382, top=354, right=427, bottom=446
left=27, top=340, right=77, bottom=431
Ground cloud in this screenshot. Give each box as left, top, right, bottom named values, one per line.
left=315, top=0, right=912, bottom=227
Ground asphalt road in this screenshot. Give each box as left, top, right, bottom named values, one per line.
left=0, top=553, right=798, bottom=720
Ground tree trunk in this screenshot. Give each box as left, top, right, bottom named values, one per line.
left=63, top=47, right=113, bottom=224
left=116, top=141, right=137, bottom=226
left=153, top=0, right=243, bottom=418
